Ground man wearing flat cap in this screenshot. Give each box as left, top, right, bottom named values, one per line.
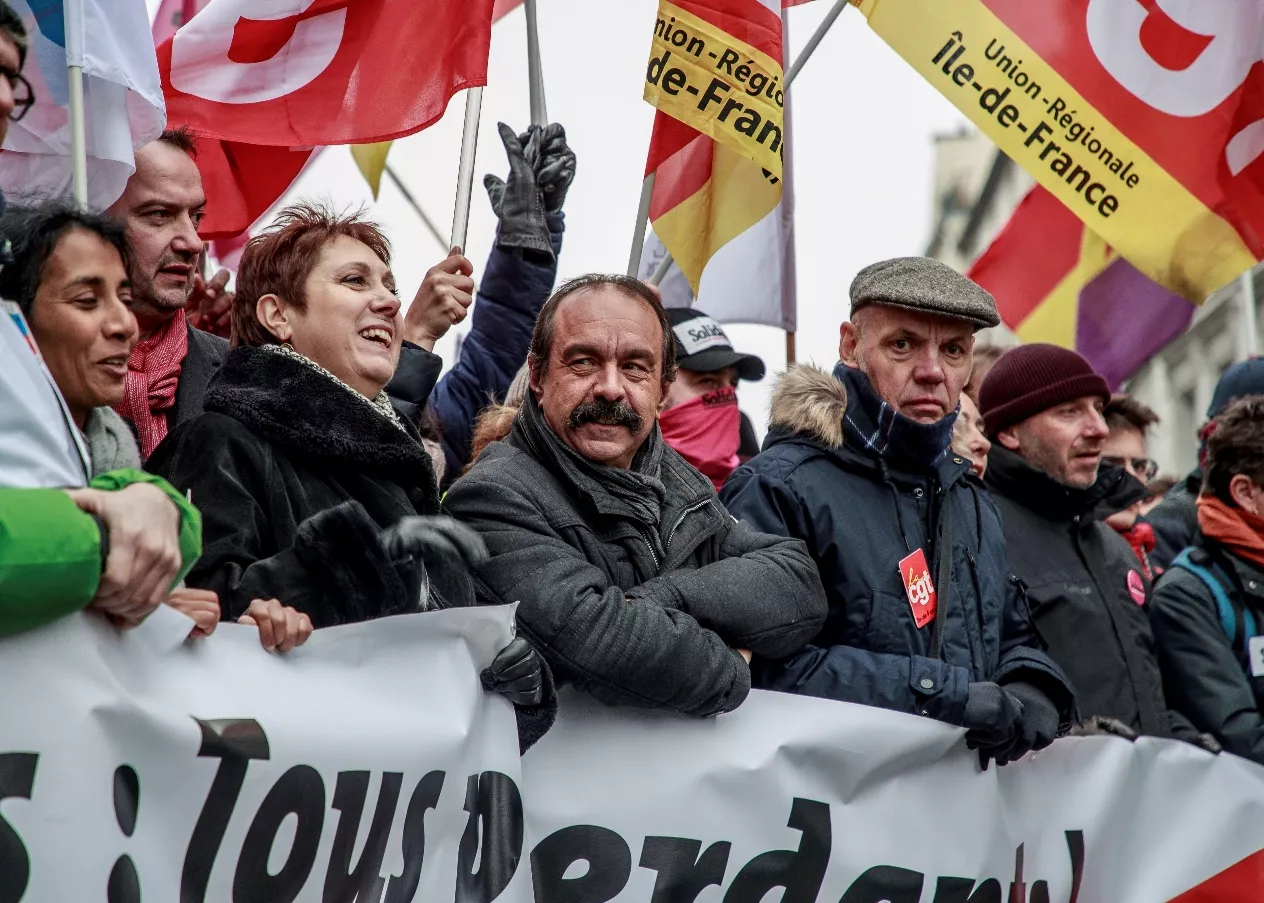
left=723, top=257, right=1075, bottom=767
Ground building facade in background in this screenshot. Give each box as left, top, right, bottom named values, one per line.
left=927, top=129, right=1261, bottom=477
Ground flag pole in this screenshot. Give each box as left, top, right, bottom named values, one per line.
left=524, top=0, right=548, bottom=127
left=450, top=87, right=484, bottom=251
left=639, top=0, right=847, bottom=285
left=385, top=164, right=449, bottom=254
left=627, top=172, right=655, bottom=277
left=1242, top=266, right=1259, bottom=359
left=63, top=0, right=88, bottom=207
left=781, top=1, right=797, bottom=365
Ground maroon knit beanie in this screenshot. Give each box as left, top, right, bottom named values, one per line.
left=978, top=344, right=1111, bottom=439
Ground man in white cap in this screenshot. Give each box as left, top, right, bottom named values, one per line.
left=660, top=308, right=765, bottom=489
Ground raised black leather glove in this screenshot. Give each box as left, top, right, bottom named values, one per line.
left=532, top=123, right=576, bottom=212
left=481, top=636, right=545, bottom=707
left=992, top=681, right=1061, bottom=766
left=1070, top=715, right=1139, bottom=740
left=483, top=122, right=553, bottom=259
left=963, top=682, right=1022, bottom=747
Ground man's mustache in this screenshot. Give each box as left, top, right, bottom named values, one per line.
left=569, top=399, right=643, bottom=432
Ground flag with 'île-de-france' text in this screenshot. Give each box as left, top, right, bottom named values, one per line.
left=642, top=0, right=790, bottom=330
left=853, top=0, right=1264, bottom=304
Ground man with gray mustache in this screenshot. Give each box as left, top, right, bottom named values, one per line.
left=446, top=274, right=827, bottom=717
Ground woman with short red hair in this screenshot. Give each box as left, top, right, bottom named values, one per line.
left=149, top=204, right=551, bottom=743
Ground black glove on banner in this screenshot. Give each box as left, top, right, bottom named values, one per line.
left=991, top=681, right=1061, bottom=767
left=532, top=123, right=576, bottom=212
left=378, top=516, right=488, bottom=609
left=962, top=681, right=1022, bottom=750
left=481, top=635, right=546, bottom=707
left=483, top=122, right=553, bottom=260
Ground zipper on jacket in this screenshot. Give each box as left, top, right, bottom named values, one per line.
left=666, top=498, right=712, bottom=552
left=640, top=529, right=661, bottom=574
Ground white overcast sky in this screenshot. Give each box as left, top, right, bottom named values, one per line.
left=147, top=0, right=970, bottom=434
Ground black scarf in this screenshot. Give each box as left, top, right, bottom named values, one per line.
left=834, top=363, right=958, bottom=471
left=515, top=391, right=667, bottom=528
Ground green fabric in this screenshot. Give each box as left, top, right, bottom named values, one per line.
left=0, top=470, right=202, bottom=637
left=0, top=488, right=103, bottom=635
left=88, top=469, right=202, bottom=588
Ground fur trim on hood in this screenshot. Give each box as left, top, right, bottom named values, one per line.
left=768, top=364, right=848, bottom=448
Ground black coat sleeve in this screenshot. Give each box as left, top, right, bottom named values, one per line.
left=386, top=341, right=444, bottom=426
left=445, top=468, right=750, bottom=717
left=148, top=415, right=414, bottom=626
left=623, top=517, right=827, bottom=659
left=1150, top=568, right=1264, bottom=764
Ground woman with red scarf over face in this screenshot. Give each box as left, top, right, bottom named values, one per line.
left=1150, top=396, right=1264, bottom=764
left=659, top=309, right=765, bottom=490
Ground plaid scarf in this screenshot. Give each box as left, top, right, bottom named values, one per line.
left=834, top=363, right=958, bottom=470
left=116, top=310, right=188, bottom=458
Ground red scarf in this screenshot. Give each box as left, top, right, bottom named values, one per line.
left=659, top=387, right=741, bottom=490
left=115, top=310, right=189, bottom=458
left=1197, top=495, right=1264, bottom=570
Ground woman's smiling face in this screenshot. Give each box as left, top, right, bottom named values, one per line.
left=279, top=234, right=402, bottom=398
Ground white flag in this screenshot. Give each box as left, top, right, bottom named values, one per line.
left=0, top=0, right=164, bottom=209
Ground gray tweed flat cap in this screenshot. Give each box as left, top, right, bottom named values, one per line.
left=850, top=257, right=1000, bottom=329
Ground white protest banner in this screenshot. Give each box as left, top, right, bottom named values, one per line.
left=0, top=607, right=531, bottom=903
left=523, top=689, right=1264, bottom=903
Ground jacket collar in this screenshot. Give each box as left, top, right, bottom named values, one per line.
left=764, top=363, right=971, bottom=489
left=511, top=391, right=713, bottom=528
left=985, top=445, right=1146, bottom=521
left=205, top=344, right=437, bottom=509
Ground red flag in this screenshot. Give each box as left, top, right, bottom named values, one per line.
left=159, top=0, right=496, bottom=237
left=493, top=0, right=524, bottom=20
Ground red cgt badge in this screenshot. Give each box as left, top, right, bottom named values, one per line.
left=899, top=549, right=938, bottom=629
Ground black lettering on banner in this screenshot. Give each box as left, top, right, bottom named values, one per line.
left=233, top=765, right=326, bottom=903
left=721, top=798, right=831, bottom=903
left=531, top=825, right=632, bottom=903
left=383, top=771, right=446, bottom=903
left=323, top=771, right=404, bottom=903
left=181, top=718, right=271, bottom=903
left=457, top=772, right=524, bottom=903
left=0, top=753, right=38, bottom=903
left=839, top=865, right=925, bottom=903
left=639, top=836, right=731, bottom=903
left=931, top=877, right=1002, bottom=903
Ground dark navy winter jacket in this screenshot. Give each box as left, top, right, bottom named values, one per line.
left=720, top=364, right=1075, bottom=727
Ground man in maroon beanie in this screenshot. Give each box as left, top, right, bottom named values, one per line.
left=979, top=344, right=1215, bottom=748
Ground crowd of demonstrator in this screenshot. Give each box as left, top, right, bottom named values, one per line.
left=3, top=3, right=1264, bottom=765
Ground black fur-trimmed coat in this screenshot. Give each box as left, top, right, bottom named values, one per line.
left=149, top=344, right=445, bottom=626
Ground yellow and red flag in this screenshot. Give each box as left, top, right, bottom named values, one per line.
left=642, top=0, right=787, bottom=300
left=968, top=185, right=1195, bottom=388
left=852, top=0, right=1264, bottom=303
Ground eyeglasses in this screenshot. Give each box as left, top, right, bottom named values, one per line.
left=3, top=71, right=33, bottom=123
left=1103, top=455, right=1158, bottom=482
